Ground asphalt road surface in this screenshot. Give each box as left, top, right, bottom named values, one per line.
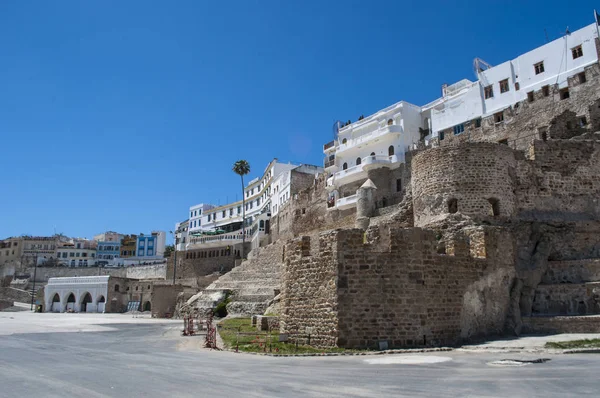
left=1, top=312, right=599, bottom=397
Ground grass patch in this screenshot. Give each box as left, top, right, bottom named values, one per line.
left=217, top=317, right=363, bottom=355
left=545, top=339, right=600, bottom=349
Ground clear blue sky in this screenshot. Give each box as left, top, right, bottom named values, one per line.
left=0, top=1, right=597, bottom=241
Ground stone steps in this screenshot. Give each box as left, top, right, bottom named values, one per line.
left=532, top=281, right=600, bottom=316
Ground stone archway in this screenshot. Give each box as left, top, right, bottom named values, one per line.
left=65, top=293, right=76, bottom=312
left=51, top=293, right=61, bottom=312
left=80, top=292, right=93, bottom=313
left=97, top=295, right=106, bottom=313
left=143, top=301, right=151, bottom=312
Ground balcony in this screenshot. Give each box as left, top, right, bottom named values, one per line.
left=323, top=156, right=336, bottom=169
left=329, top=194, right=358, bottom=210
left=336, top=125, right=402, bottom=154
left=187, top=230, right=251, bottom=249
left=323, top=140, right=336, bottom=152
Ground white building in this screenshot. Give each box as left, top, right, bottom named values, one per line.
left=186, top=159, right=322, bottom=250
left=323, top=101, right=424, bottom=209
left=56, top=239, right=98, bottom=267
left=173, top=219, right=189, bottom=251
left=45, top=276, right=109, bottom=313
left=424, top=22, right=598, bottom=140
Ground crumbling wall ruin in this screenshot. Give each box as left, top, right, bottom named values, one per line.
left=281, top=225, right=515, bottom=349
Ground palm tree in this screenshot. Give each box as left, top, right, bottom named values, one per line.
left=232, top=160, right=251, bottom=260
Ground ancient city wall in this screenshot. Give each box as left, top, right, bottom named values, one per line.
left=412, top=143, right=517, bottom=227
left=516, top=140, right=600, bottom=220
left=281, top=225, right=515, bottom=349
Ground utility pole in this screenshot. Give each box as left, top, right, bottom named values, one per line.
left=173, top=238, right=177, bottom=284
left=30, top=255, right=38, bottom=311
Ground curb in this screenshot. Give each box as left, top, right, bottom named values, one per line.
left=223, top=347, right=454, bottom=357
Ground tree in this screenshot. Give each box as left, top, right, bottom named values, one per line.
left=164, top=244, right=175, bottom=258
left=232, top=160, right=251, bottom=260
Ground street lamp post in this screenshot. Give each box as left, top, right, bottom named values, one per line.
left=169, top=231, right=178, bottom=285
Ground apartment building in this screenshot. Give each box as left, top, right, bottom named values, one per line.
left=173, top=220, right=188, bottom=251
left=22, top=236, right=59, bottom=266
left=424, top=22, right=599, bottom=143
left=323, top=101, right=424, bottom=210
left=0, top=237, right=23, bottom=266
left=136, top=231, right=166, bottom=258
left=56, top=239, right=98, bottom=267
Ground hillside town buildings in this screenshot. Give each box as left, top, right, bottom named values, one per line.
left=323, top=21, right=600, bottom=210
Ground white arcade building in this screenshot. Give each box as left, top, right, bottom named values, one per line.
left=44, top=276, right=109, bottom=313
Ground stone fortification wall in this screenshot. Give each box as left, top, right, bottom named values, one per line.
left=542, top=259, right=600, bottom=284
left=438, top=62, right=600, bottom=150
left=516, top=140, right=600, bottom=220
left=0, top=287, right=31, bottom=304
left=151, top=284, right=184, bottom=318
left=281, top=225, right=515, bottom=349
left=166, top=245, right=246, bottom=283
left=125, top=264, right=167, bottom=280
left=412, top=143, right=517, bottom=227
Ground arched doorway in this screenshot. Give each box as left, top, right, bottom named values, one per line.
left=81, top=292, right=93, bottom=313
left=51, top=293, right=61, bottom=312
left=143, top=301, right=151, bottom=312
left=97, top=296, right=106, bottom=313
left=66, top=293, right=76, bottom=312
left=388, top=145, right=395, bottom=156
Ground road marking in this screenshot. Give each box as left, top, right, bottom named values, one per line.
left=364, top=355, right=453, bottom=365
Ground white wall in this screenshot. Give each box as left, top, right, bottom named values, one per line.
left=429, top=23, right=599, bottom=135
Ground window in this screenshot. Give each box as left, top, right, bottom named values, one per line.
left=494, top=112, right=504, bottom=123
left=534, top=61, right=545, bottom=75
left=222, top=210, right=226, bottom=218
left=370, top=152, right=375, bottom=156
left=484, top=85, right=494, bottom=99
left=193, top=220, right=196, bottom=227
left=448, top=198, right=458, bottom=214
left=237, top=206, right=241, bottom=214
left=527, top=91, right=534, bottom=102
left=488, top=198, right=500, bottom=216
left=474, top=118, right=482, bottom=128
left=578, top=72, right=587, bottom=84
left=82, top=253, right=87, bottom=257
left=342, top=138, right=347, bottom=144
left=572, top=45, right=583, bottom=59
left=230, top=209, right=233, bottom=216
left=499, top=79, right=509, bottom=93
left=388, top=146, right=394, bottom=156
left=560, top=88, right=570, bottom=100
left=343, top=162, right=348, bottom=170
left=387, top=119, right=393, bottom=126
left=453, top=124, right=464, bottom=135
left=439, top=131, right=445, bottom=141
left=115, top=284, right=120, bottom=292
left=579, top=116, right=588, bottom=127
left=356, top=157, right=361, bottom=166
left=207, top=214, right=211, bottom=221
left=498, top=139, right=508, bottom=145
left=538, top=127, right=548, bottom=141
left=396, top=179, right=402, bottom=192
left=515, top=82, right=520, bottom=91
left=542, top=85, right=550, bottom=97
left=148, top=249, right=153, bottom=256
left=69, top=252, right=74, bottom=257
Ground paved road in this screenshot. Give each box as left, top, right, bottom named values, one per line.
left=0, top=313, right=599, bottom=397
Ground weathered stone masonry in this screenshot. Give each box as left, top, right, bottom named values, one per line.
left=281, top=225, right=515, bottom=349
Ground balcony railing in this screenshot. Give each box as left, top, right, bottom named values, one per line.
left=334, top=194, right=358, bottom=209
left=337, top=125, right=402, bottom=153
left=324, top=158, right=335, bottom=168
left=323, top=140, right=336, bottom=151
left=188, top=230, right=251, bottom=246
